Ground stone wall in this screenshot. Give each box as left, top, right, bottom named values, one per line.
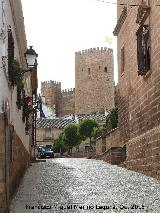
left=75, top=47, right=115, bottom=114
left=0, top=113, right=30, bottom=213
left=96, top=128, right=120, bottom=155
left=96, top=137, right=106, bottom=155
left=105, top=128, right=121, bottom=151
left=41, top=47, right=115, bottom=117
left=115, top=0, right=160, bottom=179
left=95, top=128, right=125, bottom=165
left=125, top=126, right=160, bottom=180
left=41, top=81, right=62, bottom=115
left=59, top=89, right=75, bottom=116
left=9, top=133, right=30, bottom=198
left=100, top=147, right=126, bottom=165
left=41, top=81, right=75, bottom=117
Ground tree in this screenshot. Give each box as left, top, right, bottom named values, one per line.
left=63, top=124, right=81, bottom=154
left=106, top=107, right=118, bottom=129
left=91, top=126, right=104, bottom=140
left=52, top=132, right=68, bottom=155
left=52, top=139, right=65, bottom=154
left=79, top=119, right=99, bottom=145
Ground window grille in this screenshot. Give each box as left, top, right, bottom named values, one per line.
left=8, top=27, right=14, bottom=77
left=136, top=25, right=150, bottom=75
left=8, top=27, right=14, bottom=64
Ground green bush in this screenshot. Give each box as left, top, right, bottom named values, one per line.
left=106, top=107, right=118, bottom=129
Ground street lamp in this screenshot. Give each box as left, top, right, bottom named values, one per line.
left=24, top=46, right=38, bottom=161
left=22, top=46, right=38, bottom=73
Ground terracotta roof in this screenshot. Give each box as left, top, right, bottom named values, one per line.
left=77, top=113, right=106, bottom=123
left=37, top=113, right=107, bottom=129
left=36, top=118, right=75, bottom=129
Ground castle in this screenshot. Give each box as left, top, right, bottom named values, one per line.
left=41, top=47, right=115, bottom=117
left=41, top=81, right=75, bottom=117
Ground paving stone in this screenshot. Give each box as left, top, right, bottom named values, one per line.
left=10, top=158, right=160, bottom=213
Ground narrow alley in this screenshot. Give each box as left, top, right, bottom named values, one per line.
left=10, top=158, right=160, bottom=213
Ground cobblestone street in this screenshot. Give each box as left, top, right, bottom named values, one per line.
left=10, top=158, right=160, bottom=213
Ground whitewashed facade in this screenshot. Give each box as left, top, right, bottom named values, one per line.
left=0, top=0, right=31, bottom=151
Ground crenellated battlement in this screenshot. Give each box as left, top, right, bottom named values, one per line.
left=41, top=80, right=61, bottom=87
left=61, top=88, right=75, bottom=96
left=75, top=47, right=113, bottom=55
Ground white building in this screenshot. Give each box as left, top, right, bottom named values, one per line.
left=0, top=0, right=32, bottom=150
left=0, top=1, right=36, bottom=212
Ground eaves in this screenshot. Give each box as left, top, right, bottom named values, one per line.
left=113, top=7, right=127, bottom=36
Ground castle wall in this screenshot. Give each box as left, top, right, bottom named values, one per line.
left=75, top=47, right=115, bottom=115
left=59, top=88, right=75, bottom=116
left=41, top=81, right=61, bottom=115
left=41, top=81, right=75, bottom=117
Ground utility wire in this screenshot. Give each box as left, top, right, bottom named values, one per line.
left=97, top=0, right=160, bottom=7
left=97, top=0, right=143, bottom=7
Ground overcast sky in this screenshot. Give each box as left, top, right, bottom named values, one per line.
left=21, top=0, right=117, bottom=90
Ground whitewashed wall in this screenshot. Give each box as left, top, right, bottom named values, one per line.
left=0, top=0, right=30, bottom=151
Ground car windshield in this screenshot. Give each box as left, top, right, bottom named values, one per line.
left=45, top=147, right=52, bottom=151
left=38, top=147, right=52, bottom=152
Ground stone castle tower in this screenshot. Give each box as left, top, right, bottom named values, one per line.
left=75, top=47, right=115, bottom=114
left=41, top=81, right=62, bottom=116
left=41, top=81, right=75, bottom=117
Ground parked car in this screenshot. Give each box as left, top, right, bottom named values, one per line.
left=38, top=147, right=54, bottom=159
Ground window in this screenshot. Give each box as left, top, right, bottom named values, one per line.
left=104, top=66, right=107, bottom=73
left=121, top=46, right=125, bottom=75
left=44, top=129, right=52, bottom=139
left=8, top=27, right=14, bottom=78
left=99, top=66, right=101, bottom=70
left=8, top=27, right=14, bottom=67
left=88, top=68, right=91, bottom=75
left=136, top=25, right=150, bottom=75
